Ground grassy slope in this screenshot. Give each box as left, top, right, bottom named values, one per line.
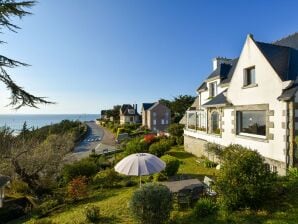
left=17, top=146, right=298, bottom=224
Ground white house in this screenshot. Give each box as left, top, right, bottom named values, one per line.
left=184, top=33, right=298, bottom=175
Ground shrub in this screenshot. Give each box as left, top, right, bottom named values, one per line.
left=149, top=139, right=171, bottom=157
left=125, top=137, right=149, bottom=155
left=167, top=123, right=184, bottom=138
left=62, top=158, right=97, bottom=183
left=216, top=144, right=277, bottom=210
left=153, top=172, right=168, bottom=182
left=203, top=159, right=218, bottom=168
left=176, top=136, right=184, bottom=145
left=34, top=199, right=59, bottom=217
left=288, top=167, right=298, bottom=181
left=84, top=205, right=100, bottom=222
left=161, top=155, right=180, bottom=177
left=123, top=179, right=138, bottom=187
left=92, top=168, right=121, bottom=188
left=11, top=179, right=30, bottom=194
left=130, top=183, right=173, bottom=224
left=67, top=176, right=88, bottom=201
left=193, top=198, right=218, bottom=218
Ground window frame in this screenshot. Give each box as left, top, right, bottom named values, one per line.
left=243, top=66, right=256, bottom=87
left=210, top=111, right=220, bottom=134
left=236, top=110, right=267, bottom=139
left=209, top=81, right=217, bottom=98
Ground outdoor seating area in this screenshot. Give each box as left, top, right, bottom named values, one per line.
left=161, top=177, right=216, bottom=209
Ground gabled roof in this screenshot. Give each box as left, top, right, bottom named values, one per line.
left=188, top=96, right=200, bottom=110
left=255, top=41, right=292, bottom=81
left=207, top=63, right=233, bottom=80
left=202, top=90, right=231, bottom=107
left=197, top=58, right=238, bottom=91
left=142, top=103, right=155, bottom=111
left=120, top=104, right=139, bottom=116
left=196, top=32, right=298, bottom=101
left=274, top=33, right=298, bottom=50
left=220, top=58, right=238, bottom=85
left=197, top=82, right=207, bottom=92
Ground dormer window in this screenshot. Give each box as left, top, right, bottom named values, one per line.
left=244, top=66, right=256, bottom=86
left=209, top=82, right=217, bottom=97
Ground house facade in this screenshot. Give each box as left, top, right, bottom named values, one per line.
left=184, top=33, right=298, bottom=175
left=119, top=104, right=141, bottom=124
left=142, top=102, right=171, bottom=132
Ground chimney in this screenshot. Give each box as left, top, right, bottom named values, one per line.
left=134, top=104, right=137, bottom=112
left=212, top=57, right=232, bottom=71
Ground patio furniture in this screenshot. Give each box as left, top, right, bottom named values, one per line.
left=203, top=176, right=217, bottom=196
left=177, top=188, right=192, bottom=209
left=161, top=178, right=204, bottom=193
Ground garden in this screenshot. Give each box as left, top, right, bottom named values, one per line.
left=2, top=122, right=298, bottom=224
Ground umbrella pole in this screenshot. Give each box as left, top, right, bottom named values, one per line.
left=139, top=176, right=142, bottom=188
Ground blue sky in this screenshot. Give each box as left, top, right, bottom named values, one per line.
left=0, top=0, right=298, bottom=114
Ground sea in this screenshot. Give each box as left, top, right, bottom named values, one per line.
left=0, top=114, right=99, bottom=132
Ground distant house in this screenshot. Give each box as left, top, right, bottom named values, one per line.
left=119, top=104, right=141, bottom=124
left=141, top=102, right=171, bottom=132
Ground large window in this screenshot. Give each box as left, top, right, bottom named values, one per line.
left=187, top=112, right=196, bottom=130
left=244, top=67, right=256, bottom=86
left=196, top=111, right=206, bottom=131
left=237, top=110, right=266, bottom=137
left=209, top=82, right=217, bottom=97
left=211, top=111, right=220, bottom=134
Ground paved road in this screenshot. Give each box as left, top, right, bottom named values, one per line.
left=65, top=121, right=118, bottom=162
left=74, top=121, right=104, bottom=153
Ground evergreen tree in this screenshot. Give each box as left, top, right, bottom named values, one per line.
left=0, top=0, right=53, bottom=109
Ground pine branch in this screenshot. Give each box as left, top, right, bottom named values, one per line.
left=0, top=0, right=36, bottom=32
left=0, top=67, right=55, bottom=109
left=0, top=54, right=28, bottom=67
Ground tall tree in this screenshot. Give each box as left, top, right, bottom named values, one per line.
left=160, top=95, right=195, bottom=123
left=0, top=0, right=53, bottom=109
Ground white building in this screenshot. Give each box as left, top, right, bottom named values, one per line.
left=184, top=33, right=298, bottom=175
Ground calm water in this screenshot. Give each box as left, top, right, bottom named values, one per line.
left=0, top=114, right=99, bottom=131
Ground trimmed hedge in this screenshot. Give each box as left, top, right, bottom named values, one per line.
left=130, top=183, right=173, bottom=224
left=160, top=155, right=180, bottom=177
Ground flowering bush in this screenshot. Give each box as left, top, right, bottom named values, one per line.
left=67, top=176, right=88, bottom=201
left=144, top=134, right=156, bottom=144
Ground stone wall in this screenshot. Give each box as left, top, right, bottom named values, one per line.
left=184, top=135, right=207, bottom=158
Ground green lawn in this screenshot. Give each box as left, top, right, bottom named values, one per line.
left=12, top=146, right=298, bottom=224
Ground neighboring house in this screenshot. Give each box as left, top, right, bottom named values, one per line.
left=183, top=33, right=298, bottom=175
left=142, top=102, right=171, bottom=132
left=119, top=104, right=141, bottom=124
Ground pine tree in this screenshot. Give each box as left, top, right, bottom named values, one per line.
left=0, top=0, right=53, bottom=109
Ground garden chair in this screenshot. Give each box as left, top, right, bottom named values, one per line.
left=203, top=176, right=217, bottom=197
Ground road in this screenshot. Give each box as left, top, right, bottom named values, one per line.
left=65, top=121, right=118, bottom=162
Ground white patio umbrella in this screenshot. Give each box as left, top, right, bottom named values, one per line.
left=115, top=153, right=166, bottom=187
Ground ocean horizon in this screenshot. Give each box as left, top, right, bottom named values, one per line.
left=0, top=114, right=100, bottom=131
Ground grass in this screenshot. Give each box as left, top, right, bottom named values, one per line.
left=11, top=146, right=298, bottom=224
